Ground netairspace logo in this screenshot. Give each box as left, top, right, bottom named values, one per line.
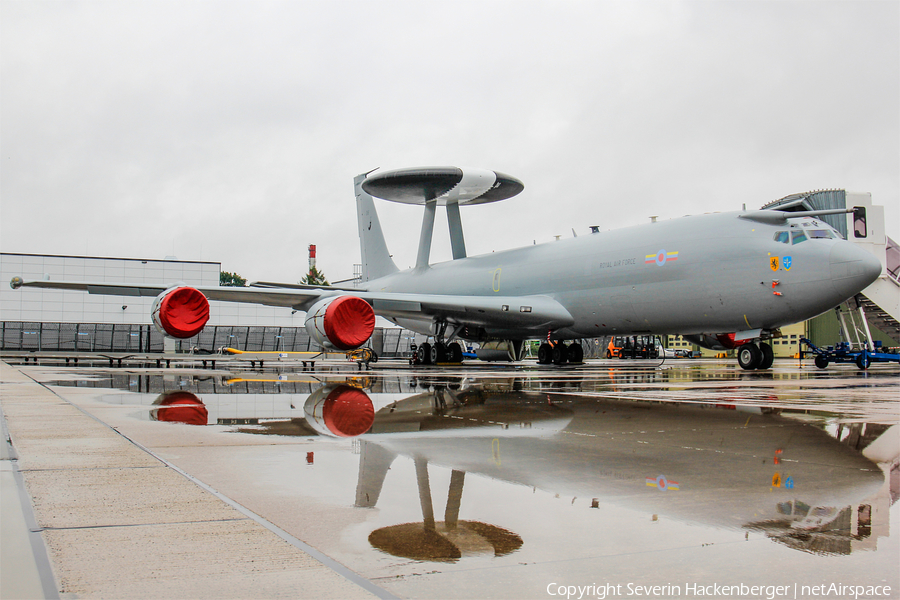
left=545, top=582, right=893, bottom=600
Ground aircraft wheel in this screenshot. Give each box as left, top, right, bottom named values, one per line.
left=538, top=343, right=552, bottom=364
left=814, top=355, right=829, bottom=369
left=568, top=343, right=584, bottom=364
left=758, top=342, right=774, bottom=370
left=737, top=344, right=762, bottom=370
left=418, top=342, right=432, bottom=365
left=430, top=343, right=447, bottom=364
left=447, top=342, right=463, bottom=363
left=552, top=344, right=567, bottom=365
left=856, top=352, right=870, bottom=370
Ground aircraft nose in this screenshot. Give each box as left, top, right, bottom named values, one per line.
left=829, top=242, right=882, bottom=299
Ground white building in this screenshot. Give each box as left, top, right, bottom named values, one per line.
left=1, top=253, right=306, bottom=328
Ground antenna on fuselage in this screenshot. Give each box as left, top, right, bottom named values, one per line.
left=360, top=167, right=525, bottom=269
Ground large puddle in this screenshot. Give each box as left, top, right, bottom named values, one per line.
left=45, top=362, right=900, bottom=597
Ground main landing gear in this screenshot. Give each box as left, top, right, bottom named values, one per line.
left=736, top=342, right=774, bottom=371
left=537, top=342, right=584, bottom=365
left=411, top=319, right=467, bottom=366
left=414, top=341, right=464, bottom=365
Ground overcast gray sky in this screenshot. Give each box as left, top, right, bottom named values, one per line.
left=2, top=0, right=897, bottom=283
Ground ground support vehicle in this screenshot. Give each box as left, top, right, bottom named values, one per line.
left=800, top=338, right=900, bottom=370
left=607, top=335, right=660, bottom=360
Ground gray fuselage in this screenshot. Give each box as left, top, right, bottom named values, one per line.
left=363, top=211, right=881, bottom=340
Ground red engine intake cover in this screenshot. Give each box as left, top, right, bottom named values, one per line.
left=158, top=287, right=210, bottom=338
left=322, top=385, right=375, bottom=437
left=323, top=296, right=375, bottom=350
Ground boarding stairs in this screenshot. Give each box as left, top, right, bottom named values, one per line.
left=839, top=235, right=900, bottom=349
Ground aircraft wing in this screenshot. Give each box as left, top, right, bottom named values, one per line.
left=10, top=278, right=574, bottom=331
left=360, top=292, right=574, bottom=331
left=10, top=279, right=325, bottom=309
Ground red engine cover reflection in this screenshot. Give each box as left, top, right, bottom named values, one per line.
left=153, top=392, right=208, bottom=425
left=322, top=385, right=375, bottom=437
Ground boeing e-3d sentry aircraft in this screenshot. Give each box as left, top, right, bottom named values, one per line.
left=10, top=166, right=884, bottom=370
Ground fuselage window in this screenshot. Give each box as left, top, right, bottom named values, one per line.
left=773, top=231, right=789, bottom=244
left=807, top=229, right=833, bottom=239
left=791, top=231, right=807, bottom=245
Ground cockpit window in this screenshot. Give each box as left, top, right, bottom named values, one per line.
left=773, top=231, right=789, bottom=244
left=854, top=207, right=867, bottom=238
left=791, top=231, right=807, bottom=245
left=807, top=229, right=834, bottom=239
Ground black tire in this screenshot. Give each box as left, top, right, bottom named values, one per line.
left=814, top=355, right=829, bottom=369
left=568, top=343, right=584, bottom=364
left=538, top=343, right=552, bottom=364
left=758, top=342, right=774, bottom=370
left=369, top=351, right=378, bottom=363
left=606, top=350, right=613, bottom=359
left=418, top=342, right=432, bottom=365
left=552, top=344, right=567, bottom=365
left=447, top=342, right=463, bottom=363
left=737, top=344, right=762, bottom=370
left=430, top=343, right=447, bottom=364
left=856, top=352, right=870, bottom=370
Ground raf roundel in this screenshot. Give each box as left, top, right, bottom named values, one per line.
left=645, top=249, right=679, bottom=267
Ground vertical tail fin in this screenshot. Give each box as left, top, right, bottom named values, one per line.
left=355, top=171, right=399, bottom=282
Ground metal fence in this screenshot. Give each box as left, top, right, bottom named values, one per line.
left=1, top=321, right=609, bottom=358
left=1, top=322, right=160, bottom=352
left=0, top=322, right=333, bottom=354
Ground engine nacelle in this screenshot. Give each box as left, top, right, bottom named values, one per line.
left=151, top=286, right=210, bottom=339
left=304, top=295, right=375, bottom=350
left=303, top=384, right=375, bottom=438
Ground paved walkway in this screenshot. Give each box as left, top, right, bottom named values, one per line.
left=0, top=362, right=385, bottom=599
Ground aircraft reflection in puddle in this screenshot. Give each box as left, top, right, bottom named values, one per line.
left=150, top=391, right=209, bottom=425
left=145, top=381, right=897, bottom=561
